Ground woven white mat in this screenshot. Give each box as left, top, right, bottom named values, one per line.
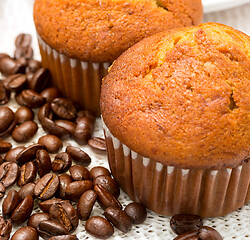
left=0, top=0, right=249, bottom=239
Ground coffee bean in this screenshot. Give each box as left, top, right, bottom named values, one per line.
left=65, top=180, right=94, bottom=202
left=52, top=152, right=72, bottom=173
left=94, top=175, right=120, bottom=198
left=51, top=98, right=77, bottom=120
left=3, top=74, right=27, bottom=92
left=34, top=173, right=59, bottom=200
left=173, top=231, right=199, bottom=240
left=0, top=80, right=10, bottom=105
left=94, top=184, right=122, bottom=210
left=16, top=144, right=46, bottom=166
left=58, top=174, right=72, bottom=199
left=0, top=162, right=19, bottom=188
left=0, top=216, right=12, bottom=239
left=15, top=106, right=34, bottom=124
left=26, top=59, right=41, bottom=73
left=0, top=140, right=12, bottom=153
left=11, top=226, right=38, bottom=240
left=49, top=201, right=78, bottom=232
left=48, top=235, right=78, bottom=240
left=2, top=190, right=21, bottom=218
left=76, top=110, right=95, bottom=124
left=0, top=156, right=3, bottom=165
left=17, top=161, right=37, bottom=186
left=90, top=166, right=111, bottom=180
left=14, top=46, right=33, bottom=60
left=28, top=213, right=50, bottom=229
left=19, top=89, right=46, bottom=108
left=18, top=182, right=36, bottom=199
left=39, top=199, right=70, bottom=213
left=15, top=91, right=27, bottom=106
left=124, top=202, right=147, bottom=224
left=0, top=56, right=24, bottom=76
left=77, top=190, right=97, bottom=220
left=85, top=216, right=114, bottom=239
left=69, top=165, right=91, bottom=181
left=0, top=107, right=15, bottom=133
left=15, top=34, right=32, bottom=48
left=16, top=57, right=28, bottom=69
left=12, top=121, right=38, bottom=143
left=73, top=117, right=94, bottom=145
left=38, top=135, right=63, bottom=153
left=104, top=206, right=132, bottom=233
left=37, top=220, right=69, bottom=240
left=88, top=137, right=106, bottom=151
left=0, top=53, right=10, bottom=60
left=11, top=195, right=34, bottom=225
left=170, top=214, right=203, bottom=236
left=29, top=68, right=50, bottom=92
left=198, top=226, right=223, bottom=240
left=35, top=149, right=52, bottom=177
left=54, top=120, right=76, bottom=136
left=40, top=87, right=61, bottom=103
left=0, top=182, right=6, bottom=199
left=66, top=146, right=91, bottom=167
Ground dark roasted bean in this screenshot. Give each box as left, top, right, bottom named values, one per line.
left=4, top=146, right=25, bottom=163
left=90, top=166, right=111, bottom=180
left=16, top=57, right=28, bottom=69
left=15, top=34, right=32, bottom=48
left=198, top=226, right=223, bottom=240
left=17, top=161, right=37, bottom=186
left=0, top=182, right=6, bottom=199
left=173, top=231, right=199, bottom=240
left=124, top=202, right=147, bottom=224
left=94, top=184, right=122, bottom=210
left=3, top=74, right=27, bottom=92
left=11, top=226, right=38, bottom=240
left=52, top=152, right=72, bottom=173
left=170, top=214, right=203, bottom=236
left=38, top=103, right=52, bottom=122
left=0, top=216, right=12, bottom=239
left=0, top=140, right=12, bottom=153
left=104, top=207, right=132, bottom=233
left=66, top=146, right=91, bottom=167
left=26, top=59, right=41, bottom=73
left=0, top=156, right=3, bottom=165
left=77, top=190, right=97, bottom=220
left=0, top=107, right=15, bottom=133
left=39, top=199, right=70, bottom=213
left=0, top=56, right=24, bottom=76
left=35, top=149, right=52, bottom=177
left=37, top=220, right=69, bottom=240
left=0, top=80, right=10, bottom=105
left=85, top=216, right=114, bottom=239
left=94, top=175, right=120, bottom=198
left=40, top=87, right=61, bottom=103
left=49, top=201, right=78, bottom=232
left=14, top=46, right=33, bottom=60
left=20, top=89, right=46, bottom=108
left=34, top=173, right=59, bottom=200
left=28, top=213, right=50, bottom=229
left=2, top=190, right=21, bottom=218
left=48, top=235, right=78, bottom=240
left=51, top=98, right=77, bottom=120
left=38, top=135, right=63, bottom=153
left=18, top=182, right=36, bottom=199
left=88, top=137, right=106, bottom=151
left=29, top=68, right=50, bottom=92
left=16, top=144, right=46, bottom=166
left=12, top=121, right=38, bottom=143
left=65, top=180, right=94, bottom=202
left=76, top=110, right=95, bottom=124
left=0, top=162, right=19, bottom=188
left=69, top=165, right=91, bottom=181
left=58, top=174, right=72, bottom=199
left=73, top=117, right=93, bottom=145
left=11, top=195, right=34, bottom=225
left=54, top=120, right=76, bottom=136
left=15, top=91, right=27, bottom=106
left=15, top=106, right=34, bottom=124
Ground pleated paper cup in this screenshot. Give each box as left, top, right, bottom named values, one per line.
left=38, top=35, right=110, bottom=115
left=103, top=121, right=250, bottom=218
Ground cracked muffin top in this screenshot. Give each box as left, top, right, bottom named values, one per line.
left=33, top=0, right=203, bottom=62
left=101, top=23, right=250, bottom=169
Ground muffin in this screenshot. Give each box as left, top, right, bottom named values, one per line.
left=33, top=0, right=203, bottom=115
left=100, top=23, right=250, bottom=217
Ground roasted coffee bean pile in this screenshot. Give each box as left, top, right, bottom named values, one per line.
left=0, top=34, right=148, bottom=240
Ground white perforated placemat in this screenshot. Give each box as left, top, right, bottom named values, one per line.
left=0, top=0, right=249, bottom=239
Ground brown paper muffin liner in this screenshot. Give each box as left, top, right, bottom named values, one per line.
left=103, top=121, right=250, bottom=218
left=37, top=35, right=110, bottom=115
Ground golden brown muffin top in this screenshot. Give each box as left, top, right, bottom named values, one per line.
left=101, top=23, right=250, bottom=169
left=33, top=0, right=203, bottom=62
